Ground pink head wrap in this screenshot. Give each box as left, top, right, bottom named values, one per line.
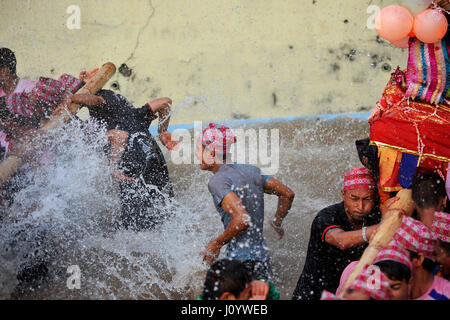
left=201, top=123, right=236, bottom=155
left=373, top=240, right=413, bottom=271
left=431, top=211, right=450, bottom=243
left=392, top=216, right=437, bottom=259
left=320, top=290, right=346, bottom=300
left=346, top=265, right=392, bottom=300
left=343, top=167, right=376, bottom=192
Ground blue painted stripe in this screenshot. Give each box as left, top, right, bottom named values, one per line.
left=149, top=111, right=370, bottom=135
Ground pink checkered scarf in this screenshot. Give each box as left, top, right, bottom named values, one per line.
left=393, top=216, right=437, bottom=259
left=201, top=123, right=236, bottom=154
left=431, top=211, right=450, bottom=243
left=347, top=265, right=392, bottom=300
left=320, top=290, right=346, bottom=300
left=373, top=240, right=413, bottom=271
left=5, top=74, right=83, bottom=117
left=343, top=167, right=376, bottom=191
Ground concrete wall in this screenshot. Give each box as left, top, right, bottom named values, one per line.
left=0, top=0, right=405, bottom=125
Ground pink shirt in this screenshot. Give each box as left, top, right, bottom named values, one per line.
left=0, top=78, right=37, bottom=157
left=0, top=78, right=36, bottom=97
left=415, top=276, right=450, bottom=300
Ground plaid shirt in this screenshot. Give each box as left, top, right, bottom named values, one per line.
left=5, top=92, right=34, bottom=118
left=31, top=74, right=83, bottom=107
left=5, top=74, right=83, bottom=118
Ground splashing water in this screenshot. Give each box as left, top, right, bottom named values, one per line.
left=0, top=118, right=219, bottom=299
left=0, top=113, right=370, bottom=300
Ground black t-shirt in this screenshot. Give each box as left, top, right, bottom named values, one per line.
left=292, top=201, right=381, bottom=300
left=87, top=90, right=171, bottom=187
left=88, top=89, right=157, bottom=134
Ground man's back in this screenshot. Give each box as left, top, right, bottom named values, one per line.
left=208, top=163, right=271, bottom=262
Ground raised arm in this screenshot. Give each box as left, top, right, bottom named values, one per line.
left=263, top=177, right=295, bottom=240
left=147, top=97, right=172, bottom=134
left=147, top=97, right=178, bottom=150
left=203, top=191, right=251, bottom=265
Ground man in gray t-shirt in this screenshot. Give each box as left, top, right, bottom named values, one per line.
left=208, top=163, right=272, bottom=264
left=196, top=123, right=295, bottom=284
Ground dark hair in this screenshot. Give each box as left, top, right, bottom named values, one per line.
left=355, top=138, right=379, bottom=181
left=408, top=250, right=437, bottom=273
left=0, top=96, right=11, bottom=120
left=0, top=48, right=17, bottom=74
left=437, top=239, right=450, bottom=256
left=411, top=171, right=447, bottom=210
left=202, top=258, right=251, bottom=300
left=374, top=260, right=411, bottom=282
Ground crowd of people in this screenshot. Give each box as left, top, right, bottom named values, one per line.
left=197, top=135, right=449, bottom=300
left=0, top=48, right=179, bottom=231
left=0, top=47, right=449, bottom=301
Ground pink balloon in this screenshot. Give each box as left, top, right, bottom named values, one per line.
left=414, top=9, right=448, bottom=43
left=391, top=36, right=410, bottom=49
left=375, top=5, right=414, bottom=42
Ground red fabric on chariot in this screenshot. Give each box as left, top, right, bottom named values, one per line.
left=369, top=69, right=450, bottom=163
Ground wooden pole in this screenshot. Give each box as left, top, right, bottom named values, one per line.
left=338, top=188, right=415, bottom=297
left=0, top=62, right=116, bottom=184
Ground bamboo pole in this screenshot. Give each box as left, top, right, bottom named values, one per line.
left=0, top=62, right=116, bottom=184
left=338, top=188, right=415, bottom=297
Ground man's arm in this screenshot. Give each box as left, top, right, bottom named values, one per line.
left=147, top=97, right=171, bottom=135
left=324, top=196, right=400, bottom=250
left=203, top=191, right=250, bottom=265
left=324, top=225, right=378, bottom=250
left=52, top=94, right=105, bottom=118
left=263, top=177, right=295, bottom=240
left=147, top=97, right=178, bottom=150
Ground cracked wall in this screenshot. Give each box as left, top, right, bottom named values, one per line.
left=0, top=0, right=404, bottom=125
